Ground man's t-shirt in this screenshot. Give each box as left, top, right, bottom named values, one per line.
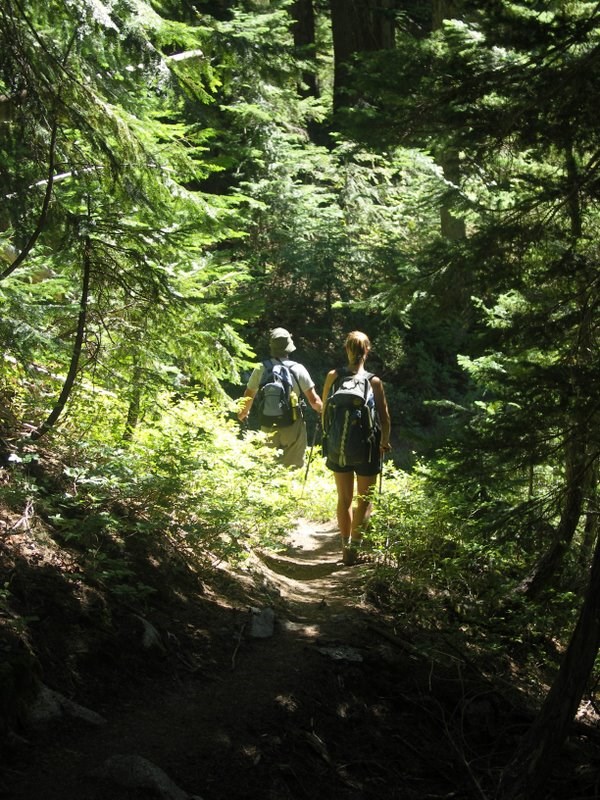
left=247, top=359, right=315, bottom=398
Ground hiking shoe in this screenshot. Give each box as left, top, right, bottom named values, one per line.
left=342, top=546, right=358, bottom=566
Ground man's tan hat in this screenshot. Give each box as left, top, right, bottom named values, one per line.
left=270, top=327, right=296, bottom=354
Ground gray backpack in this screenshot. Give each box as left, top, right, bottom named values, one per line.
left=256, top=359, right=300, bottom=429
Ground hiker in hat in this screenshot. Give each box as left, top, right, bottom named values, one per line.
left=238, top=327, right=323, bottom=468
left=321, top=331, right=391, bottom=565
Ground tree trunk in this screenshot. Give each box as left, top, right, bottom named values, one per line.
left=329, top=0, right=396, bottom=111
left=432, top=1, right=466, bottom=240
left=290, top=0, right=318, bottom=98
left=432, top=0, right=462, bottom=29
left=520, top=433, right=589, bottom=598
left=31, top=235, right=91, bottom=440
left=579, top=463, right=599, bottom=570
left=439, top=150, right=466, bottom=240
left=500, top=529, right=600, bottom=799
left=123, top=357, right=143, bottom=442
left=522, top=143, right=591, bottom=597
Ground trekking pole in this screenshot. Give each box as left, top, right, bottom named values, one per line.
left=301, top=419, right=320, bottom=498
left=379, top=451, right=385, bottom=496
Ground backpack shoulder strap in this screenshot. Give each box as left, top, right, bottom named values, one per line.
left=328, top=367, right=344, bottom=395
left=359, top=372, right=374, bottom=400
left=279, top=358, right=302, bottom=394
left=335, top=368, right=374, bottom=386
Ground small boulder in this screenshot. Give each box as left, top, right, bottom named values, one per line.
left=91, top=754, right=203, bottom=800
left=249, top=607, right=275, bottom=638
left=26, top=684, right=106, bottom=728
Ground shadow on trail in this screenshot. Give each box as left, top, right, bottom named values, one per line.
left=5, top=517, right=454, bottom=800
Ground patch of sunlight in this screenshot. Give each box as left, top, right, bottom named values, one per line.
left=275, top=694, right=299, bottom=712
left=240, top=744, right=261, bottom=765
left=279, top=620, right=321, bottom=638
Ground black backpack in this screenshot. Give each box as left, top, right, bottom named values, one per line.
left=323, top=369, right=379, bottom=466
left=255, top=359, right=300, bottom=429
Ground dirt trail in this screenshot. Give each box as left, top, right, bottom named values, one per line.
left=252, top=518, right=366, bottom=607
left=3, top=519, right=449, bottom=800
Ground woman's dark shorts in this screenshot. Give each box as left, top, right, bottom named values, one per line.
left=326, top=456, right=382, bottom=476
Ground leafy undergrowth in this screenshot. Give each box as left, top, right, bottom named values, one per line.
left=0, top=530, right=597, bottom=800
left=1, top=447, right=600, bottom=799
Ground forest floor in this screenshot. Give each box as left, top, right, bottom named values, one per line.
left=1, top=515, right=600, bottom=799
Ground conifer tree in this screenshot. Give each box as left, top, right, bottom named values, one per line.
left=0, top=0, right=248, bottom=441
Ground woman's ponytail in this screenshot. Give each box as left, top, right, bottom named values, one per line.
left=345, top=330, right=371, bottom=367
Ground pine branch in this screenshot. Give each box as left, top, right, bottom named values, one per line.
left=0, top=118, right=58, bottom=281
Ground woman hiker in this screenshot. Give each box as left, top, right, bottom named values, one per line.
left=321, top=331, right=391, bottom=566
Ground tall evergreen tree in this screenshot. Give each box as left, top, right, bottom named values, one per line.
left=0, top=0, right=248, bottom=441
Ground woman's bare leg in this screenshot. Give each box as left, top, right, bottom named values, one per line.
left=334, top=471, right=355, bottom=547
left=351, top=474, right=378, bottom=544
